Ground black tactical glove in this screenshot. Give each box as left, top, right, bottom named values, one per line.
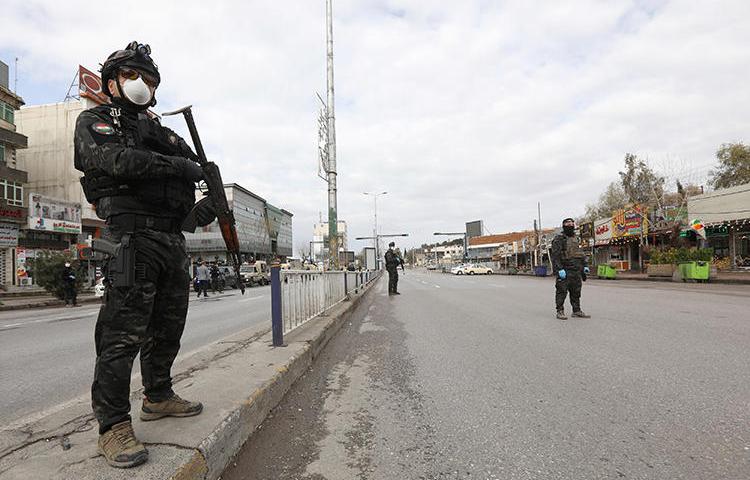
left=193, top=196, right=216, bottom=226
left=175, top=157, right=203, bottom=182
left=181, top=196, right=216, bottom=233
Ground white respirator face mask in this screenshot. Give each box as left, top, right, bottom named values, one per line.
left=120, top=77, right=153, bottom=106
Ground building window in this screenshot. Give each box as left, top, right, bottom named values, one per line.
left=0, top=101, right=14, bottom=124
left=1, top=179, right=23, bottom=206
left=0, top=144, right=4, bottom=163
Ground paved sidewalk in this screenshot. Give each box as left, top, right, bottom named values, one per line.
left=0, top=276, right=381, bottom=480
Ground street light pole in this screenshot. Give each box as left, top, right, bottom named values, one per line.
left=363, top=191, right=387, bottom=266
left=325, top=0, right=339, bottom=270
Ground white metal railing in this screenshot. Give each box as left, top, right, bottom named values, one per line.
left=277, top=270, right=379, bottom=335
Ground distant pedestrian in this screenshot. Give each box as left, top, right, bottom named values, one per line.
left=61, top=262, right=78, bottom=307
left=196, top=262, right=210, bottom=298
left=385, top=242, right=404, bottom=295
left=550, top=218, right=591, bottom=320
left=209, top=263, right=223, bottom=293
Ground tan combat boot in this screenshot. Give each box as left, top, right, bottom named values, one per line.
left=97, top=420, right=148, bottom=468
left=140, top=393, right=203, bottom=421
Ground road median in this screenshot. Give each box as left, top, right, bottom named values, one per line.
left=0, top=275, right=382, bottom=480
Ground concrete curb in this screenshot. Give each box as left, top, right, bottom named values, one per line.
left=0, top=274, right=382, bottom=480
left=195, top=280, right=381, bottom=479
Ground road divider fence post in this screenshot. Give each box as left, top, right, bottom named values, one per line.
left=271, top=263, right=283, bottom=346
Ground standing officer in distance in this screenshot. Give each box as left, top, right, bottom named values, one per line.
left=550, top=218, right=591, bottom=320
left=385, top=241, right=404, bottom=295
left=61, top=261, right=78, bottom=307
left=74, top=41, right=212, bottom=468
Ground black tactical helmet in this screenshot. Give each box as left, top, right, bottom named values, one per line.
left=100, top=41, right=160, bottom=99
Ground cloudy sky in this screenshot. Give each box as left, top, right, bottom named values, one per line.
left=2, top=0, right=749, bottom=252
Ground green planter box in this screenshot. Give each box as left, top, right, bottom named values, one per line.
left=597, top=264, right=617, bottom=279
left=679, top=261, right=710, bottom=282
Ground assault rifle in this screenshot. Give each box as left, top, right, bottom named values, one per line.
left=162, top=105, right=245, bottom=295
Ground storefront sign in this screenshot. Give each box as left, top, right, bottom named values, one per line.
left=612, top=206, right=647, bottom=239
left=0, top=222, right=19, bottom=247
left=28, top=193, right=82, bottom=234
left=0, top=204, right=26, bottom=223
left=650, top=205, right=687, bottom=232
left=16, top=247, right=27, bottom=279
left=579, top=222, right=594, bottom=239
left=594, top=218, right=612, bottom=246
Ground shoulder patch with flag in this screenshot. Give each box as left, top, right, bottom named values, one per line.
left=91, top=122, right=115, bottom=135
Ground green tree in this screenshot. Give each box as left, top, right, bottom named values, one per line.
left=618, top=153, right=665, bottom=207
left=708, top=142, right=750, bottom=189
left=582, top=181, right=629, bottom=221
left=27, top=251, right=85, bottom=299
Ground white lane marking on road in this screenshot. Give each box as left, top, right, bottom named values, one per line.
left=240, top=296, right=266, bottom=303
left=489, top=283, right=506, bottom=288
left=0, top=311, right=98, bottom=329
left=434, top=285, right=441, bottom=288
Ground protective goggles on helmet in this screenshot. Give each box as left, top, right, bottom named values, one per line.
left=118, top=67, right=159, bottom=88
left=107, top=42, right=153, bottom=63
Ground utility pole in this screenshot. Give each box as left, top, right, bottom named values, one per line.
left=325, top=0, right=339, bottom=269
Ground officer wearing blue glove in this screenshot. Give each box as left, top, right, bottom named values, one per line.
left=550, top=218, right=591, bottom=320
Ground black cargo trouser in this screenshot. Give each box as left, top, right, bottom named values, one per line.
left=555, top=269, right=582, bottom=312
left=92, top=225, right=190, bottom=433
left=387, top=267, right=399, bottom=293
left=64, top=284, right=77, bottom=305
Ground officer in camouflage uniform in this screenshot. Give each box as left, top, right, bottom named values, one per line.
left=385, top=242, right=404, bottom=295
left=74, top=41, right=210, bottom=468
left=550, top=218, right=591, bottom=320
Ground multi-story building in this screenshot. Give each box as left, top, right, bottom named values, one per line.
left=311, top=220, right=347, bottom=261
left=185, top=184, right=293, bottom=262
left=425, top=243, right=465, bottom=264
left=0, top=60, right=29, bottom=287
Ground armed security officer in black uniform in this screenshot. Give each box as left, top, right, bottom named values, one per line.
left=385, top=241, right=404, bottom=295
left=74, top=42, right=210, bottom=468
left=550, top=218, right=591, bottom=320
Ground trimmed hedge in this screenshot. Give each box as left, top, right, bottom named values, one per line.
left=649, top=247, right=713, bottom=265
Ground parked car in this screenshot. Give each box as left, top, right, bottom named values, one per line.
left=464, top=264, right=493, bottom=275
left=426, top=264, right=438, bottom=270
left=239, top=261, right=270, bottom=287
left=450, top=265, right=467, bottom=275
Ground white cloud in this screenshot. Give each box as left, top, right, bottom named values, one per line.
left=2, top=0, right=749, bottom=250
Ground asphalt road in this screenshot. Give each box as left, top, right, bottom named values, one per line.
left=225, top=270, right=750, bottom=480
left=0, top=285, right=271, bottom=426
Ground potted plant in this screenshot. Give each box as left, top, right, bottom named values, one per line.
left=647, top=248, right=676, bottom=277
left=677, top=248, right=712, bottom=282
left=597, top=262, right=617, bottom=279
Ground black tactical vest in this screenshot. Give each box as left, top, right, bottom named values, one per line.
left=75, top=104, right=195, bottom=220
